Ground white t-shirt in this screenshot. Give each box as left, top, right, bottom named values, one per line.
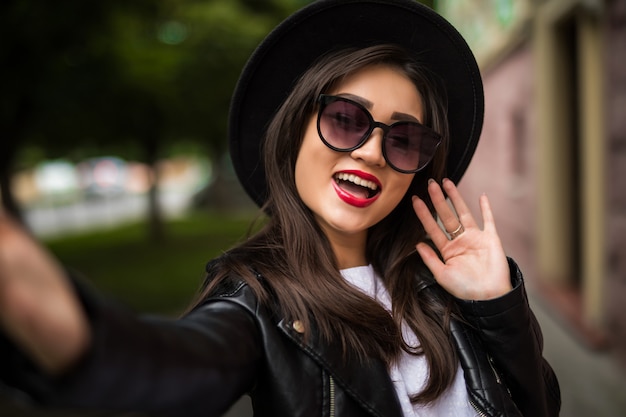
left=340, top=265, right=476, bottom=417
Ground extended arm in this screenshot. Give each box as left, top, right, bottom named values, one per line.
left=0, top=215, right=261, bottom=417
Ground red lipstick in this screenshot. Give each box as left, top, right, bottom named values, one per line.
left=333, top=170, right=382, bottom=208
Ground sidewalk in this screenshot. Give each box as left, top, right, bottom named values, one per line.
left=531, top=294, right=626, bottom=417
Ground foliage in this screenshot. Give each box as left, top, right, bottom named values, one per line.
left=44, top=211, right=260, bottom=315
left=1, top=0, right=305, bottom=217
left=1, top=0, right=306, bottom=162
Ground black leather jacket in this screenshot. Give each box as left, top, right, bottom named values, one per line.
left=0, top=259, right=560, bottom=417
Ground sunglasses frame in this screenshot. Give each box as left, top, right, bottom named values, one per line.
left=316, top=94, right=442, bottom=174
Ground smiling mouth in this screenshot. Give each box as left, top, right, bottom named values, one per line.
left=334, top=172, right=380, bottom=199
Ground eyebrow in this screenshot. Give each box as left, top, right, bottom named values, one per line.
left=336, top=93, right=421, bottom=123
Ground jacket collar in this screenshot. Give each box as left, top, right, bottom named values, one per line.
left=278, top=318, right=403, bottom=417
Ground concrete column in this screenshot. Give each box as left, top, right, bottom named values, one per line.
left=535, top=0, right=607, bottom=327
left=535, top=5, right=576, bottom=286
left=577, top=10, right=606, bottom=327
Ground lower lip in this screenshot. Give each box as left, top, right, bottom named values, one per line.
left=332, top=180, right=380, bottom=208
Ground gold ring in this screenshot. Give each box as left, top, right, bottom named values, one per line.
left=447, top=223, right=464, bottom=240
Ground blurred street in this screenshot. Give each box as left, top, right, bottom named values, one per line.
left=532, top=296, right=626, bottom=417
left=23, top=191, right=191, bottom=238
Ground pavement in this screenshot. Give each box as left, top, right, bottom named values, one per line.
left=531, top=295, right=626, bottom=417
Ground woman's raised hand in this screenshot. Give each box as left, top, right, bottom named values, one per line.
left=0, top=213, right=90, bottom=374
left=412, top=179, right=512, bottom=301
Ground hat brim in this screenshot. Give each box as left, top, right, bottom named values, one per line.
left=229, top=0, right=484, bottom=207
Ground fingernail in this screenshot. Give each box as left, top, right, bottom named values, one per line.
left=428, top=178, right=435, bottom=185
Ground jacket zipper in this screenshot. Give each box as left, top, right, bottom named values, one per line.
left=487, top=356, right=502, bottom=384
left=488, top=355, right=512, bottom=397
left=468, top=355, right=510, bottom=416
left=329, top=375, right=336, bottom=417
left=469, top=399, right=489, bottom=417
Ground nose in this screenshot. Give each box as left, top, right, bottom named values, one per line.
left=349, top=128, right=386, bottom=168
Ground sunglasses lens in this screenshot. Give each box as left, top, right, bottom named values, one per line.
left=384, top=124, right=439, bottom=172
left=319, top=100, right=370, bottom=149
left=318, top=96, right=441, bottom=173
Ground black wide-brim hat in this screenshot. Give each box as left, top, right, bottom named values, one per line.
left=229, top=0, right=484, bottom=207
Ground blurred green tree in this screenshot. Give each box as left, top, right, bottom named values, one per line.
left=3, top=0, right=437, bottom=236
left=0, top=0, right=301, bottom=237
left=0, top=0, right=127, bottom=219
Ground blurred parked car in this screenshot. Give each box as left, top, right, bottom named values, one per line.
left=77, top=157, right=129, bottom=198
left=33, top=160, right=80, bottom=203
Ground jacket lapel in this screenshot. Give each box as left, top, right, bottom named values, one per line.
left=278, top=318, right=403, bottom=417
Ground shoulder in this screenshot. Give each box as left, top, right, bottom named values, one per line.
left=204, top=258, right=248, bottom=295
left=196, top=255, right=268, bottom=317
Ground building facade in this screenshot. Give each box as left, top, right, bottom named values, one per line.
left=443, top=0, right=626, bottom=364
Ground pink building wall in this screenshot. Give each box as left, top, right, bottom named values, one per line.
left=459, top=0, right=626, bottom=363
left=459, top=46, right=539, bottom=283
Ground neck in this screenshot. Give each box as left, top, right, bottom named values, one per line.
left=325, top=230, right=368, bottom=269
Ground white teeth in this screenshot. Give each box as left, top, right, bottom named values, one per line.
left=335, top=173, right=379, bottom=191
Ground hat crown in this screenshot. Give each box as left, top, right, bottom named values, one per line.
left=229, top=0, right=484, bottom=206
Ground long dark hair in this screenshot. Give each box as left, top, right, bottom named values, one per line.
left=193, top=45, right=457, bottom=404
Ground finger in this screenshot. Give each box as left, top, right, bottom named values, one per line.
left=427, top=179, right=462, bottom=235
left=479, top=193, right=497, bottom=233
left=412, top=196, right=449, bottom=249
left=442, top=178, right=478, bottom=229
left=416, top=242, right=444, bottom=278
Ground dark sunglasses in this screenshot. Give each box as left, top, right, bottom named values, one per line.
left=316, top=94, right=442, bottom=173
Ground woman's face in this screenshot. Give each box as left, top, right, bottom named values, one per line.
left=295, top=64, right=422, bottom=260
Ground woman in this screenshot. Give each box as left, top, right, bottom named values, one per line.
left=0, top=1, right=560, bottom=416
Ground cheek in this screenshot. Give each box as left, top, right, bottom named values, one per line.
left=294, top=156, right=314, bottom=198
left=294, top=122, right=321, bottom=198
left=386, top=176, right=415, bottom=206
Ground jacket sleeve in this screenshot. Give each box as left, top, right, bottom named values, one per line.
left=454, top=258, right=561, bottom=417
left=0, top=277, right=262, bottom=417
